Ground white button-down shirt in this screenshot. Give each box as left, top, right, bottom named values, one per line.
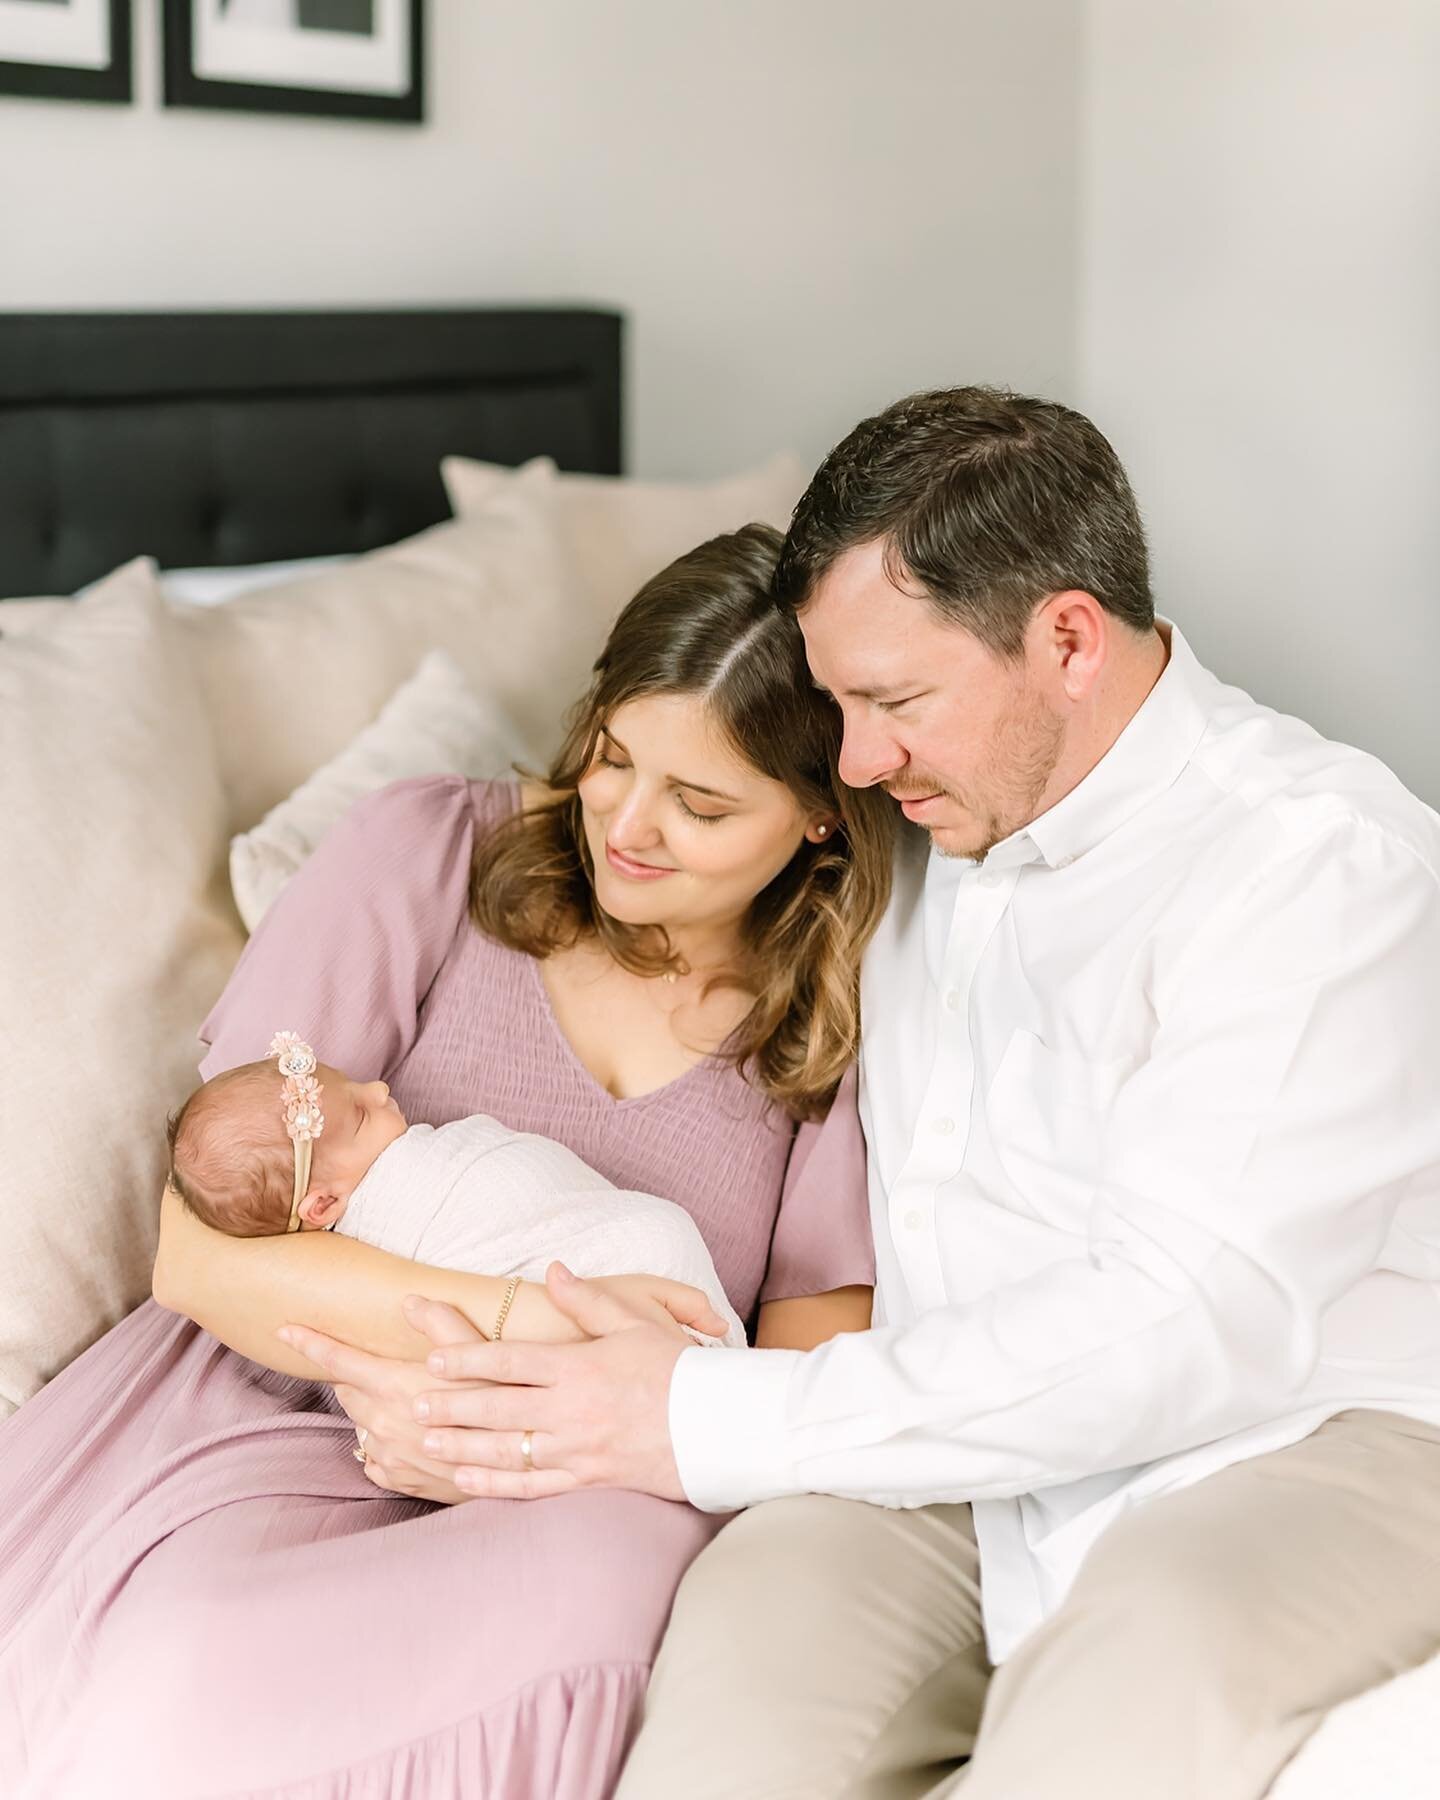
left=670, top=621, right=1440, bottom=1662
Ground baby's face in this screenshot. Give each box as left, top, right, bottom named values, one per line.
left=304, top=1066, right=408, bottom=1225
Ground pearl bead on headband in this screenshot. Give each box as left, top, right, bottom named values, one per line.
left=268, top=1031, right=325, bottom=1233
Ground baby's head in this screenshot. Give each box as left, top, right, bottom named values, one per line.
left=166, top=1044, right=406, bottom=1238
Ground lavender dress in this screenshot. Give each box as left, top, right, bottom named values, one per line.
left=0, top=778, right=873, bottom=1800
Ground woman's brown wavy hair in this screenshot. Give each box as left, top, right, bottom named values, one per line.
left=470, top=523, right=895, bottom=1120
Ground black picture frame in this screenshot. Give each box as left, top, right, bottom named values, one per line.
left=0, top=0, right=132, bottom=105
left=162, top=0, right=424, bottom=124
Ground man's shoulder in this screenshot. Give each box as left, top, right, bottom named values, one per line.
left=1190, top=687, right=1440, bottom=883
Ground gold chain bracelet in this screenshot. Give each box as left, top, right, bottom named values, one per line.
left=491, top=1275, right=521, bottom=1341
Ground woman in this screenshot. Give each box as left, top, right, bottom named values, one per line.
left=0, top=525, right=894, bottom=1799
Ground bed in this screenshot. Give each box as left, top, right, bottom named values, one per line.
left=0, top=305, right=624, bottom=595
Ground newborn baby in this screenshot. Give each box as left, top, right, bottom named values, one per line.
left=166, top=1031, right=747, bottom=1347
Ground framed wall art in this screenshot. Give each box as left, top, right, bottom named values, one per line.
left=162, top=0, right=423, bottom=123
left=0, top=0, right=131, bottom=104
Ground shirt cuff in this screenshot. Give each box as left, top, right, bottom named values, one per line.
left=668, top=1343, right=806, bottom=1512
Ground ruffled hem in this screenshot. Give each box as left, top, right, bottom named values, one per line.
left=209, top=1661, right=652, bottom=1800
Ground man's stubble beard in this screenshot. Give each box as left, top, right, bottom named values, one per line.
left=925, top=691, right=1066, bottom=863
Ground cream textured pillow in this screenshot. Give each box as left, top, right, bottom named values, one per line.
left=229, top=649, right=526, bottom=932
left=0, top=597, right=85, bottom=635
left=175, top=462, right=596, bottom=836
left=441, top=452, right=809, bottom=632
left=0, top=561, right=244, bottom=1416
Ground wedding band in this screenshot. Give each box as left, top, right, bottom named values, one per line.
left=520, top=1429, right=535, bottom=1472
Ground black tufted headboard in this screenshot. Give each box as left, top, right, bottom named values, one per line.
left=0, top=307, right=623, bottom=598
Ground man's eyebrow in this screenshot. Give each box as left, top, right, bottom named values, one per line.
left=600, top=726, right=741, bottom=805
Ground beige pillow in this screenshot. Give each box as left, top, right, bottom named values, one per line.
left=0, top=561, right=244, bottom=1416
left=441, top=452, right=810, bottom=631
left=176, top=463, right=596, bottom=835
left=0, top=597, right=80, bottom=636
left=229, top=649, right=526, bottom=932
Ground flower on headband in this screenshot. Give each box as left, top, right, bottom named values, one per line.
left=269, top=1031, right=317, bottom=1081
left=269, top=1032, right=325, bottom=1144
left=284, top=1075, right=324, bottom=1143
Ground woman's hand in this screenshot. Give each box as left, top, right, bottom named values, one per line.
left=583, top=1274, right=729, bottom=1341
left=278, top=1296, right=493, bottom=1506
left=508, top=1271, right=729, bottom=1344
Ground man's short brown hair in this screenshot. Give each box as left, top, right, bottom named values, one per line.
left=774, top=386, right=1154, bottom=657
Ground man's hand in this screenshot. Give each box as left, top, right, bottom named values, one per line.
left=408, top=1262, right=694, bottom=1501
left=277, top=1297, right=490, bottom=1506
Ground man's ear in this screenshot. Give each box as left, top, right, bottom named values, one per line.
left=1042, top=590, right=1107, bottom=700
left=299, top=1187, right=345, bottom=1229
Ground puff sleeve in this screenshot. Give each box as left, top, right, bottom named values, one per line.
left=198, top=776, right=487, bottom=1083
left=758, top=1066, right=875, bottom=1303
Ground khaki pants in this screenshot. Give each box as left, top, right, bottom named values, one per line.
left=616, top=1411, right=1440, bottom=1800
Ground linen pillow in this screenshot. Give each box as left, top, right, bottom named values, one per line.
left=175, top=462, right=596, bottom=836
left=229, top=649, right=525, bottom=932
left=0, top=598, right=76, bottom=636
left=441, top=452, right=809, bottom=631
left=157, top=554, right=356, bottom=607
left=0, top=560, right=244, bottom=1417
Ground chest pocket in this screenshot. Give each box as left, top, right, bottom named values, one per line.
left=983, top=1030, right=1130, bottom=1230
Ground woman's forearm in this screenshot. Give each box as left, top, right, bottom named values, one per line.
left=754, top=1285, right=874, bottom=1351
left=151, top=1185, right=577, bottom=1378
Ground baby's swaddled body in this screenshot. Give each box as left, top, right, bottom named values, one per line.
left=334, top=1114, right=749, bottom=1349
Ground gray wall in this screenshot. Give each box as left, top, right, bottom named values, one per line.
left=1078, top=0, right=1440, bottom=804
left=2, top=0, right=1434, bottom=803
left=0, top=0, right=1081, bottom=477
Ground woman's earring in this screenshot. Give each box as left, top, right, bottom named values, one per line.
left=816, top=825, right=828, bottom=837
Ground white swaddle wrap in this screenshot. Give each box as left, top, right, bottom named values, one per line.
left=334, top=1115, right=748, bottom=1348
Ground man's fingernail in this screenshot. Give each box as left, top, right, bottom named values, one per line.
left=553, top=1263, right=576, bottom=1284
left=427, top=1353, right=445, bottom=1374
left=414, top=1398, right=430, bottom=1421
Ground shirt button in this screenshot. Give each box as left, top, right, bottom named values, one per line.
left=933, top=1116, right=955, bottom=1135
left=944, top=989, right=962, bottom=1012
left=979, top=866, right=1005, bottom=889
left=904, top=1210, right=924, bottom=1231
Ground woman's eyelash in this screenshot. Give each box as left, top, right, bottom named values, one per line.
left=595, top=749, right=724, bottom=824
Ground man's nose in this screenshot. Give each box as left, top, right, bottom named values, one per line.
left=838, top=715, right=906, bottom=790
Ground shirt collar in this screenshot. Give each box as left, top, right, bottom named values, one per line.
left=989, top=619, right=1214, bottom=873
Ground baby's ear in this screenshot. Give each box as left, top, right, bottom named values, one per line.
left=300, top=1188, right=344, bottom=1229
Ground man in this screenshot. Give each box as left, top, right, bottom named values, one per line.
left=381, top=390, right=1440, bottom=1795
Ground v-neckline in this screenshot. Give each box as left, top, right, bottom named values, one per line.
left=524, top=951, right=717, bottom=1111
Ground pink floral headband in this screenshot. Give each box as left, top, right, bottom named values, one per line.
left=269, top=1031, right=325, bottom=1233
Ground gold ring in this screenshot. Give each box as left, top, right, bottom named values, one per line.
left=353, top=1426, right=369, bottom=1465
left=520, top=1429, right=535, bottom=1472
